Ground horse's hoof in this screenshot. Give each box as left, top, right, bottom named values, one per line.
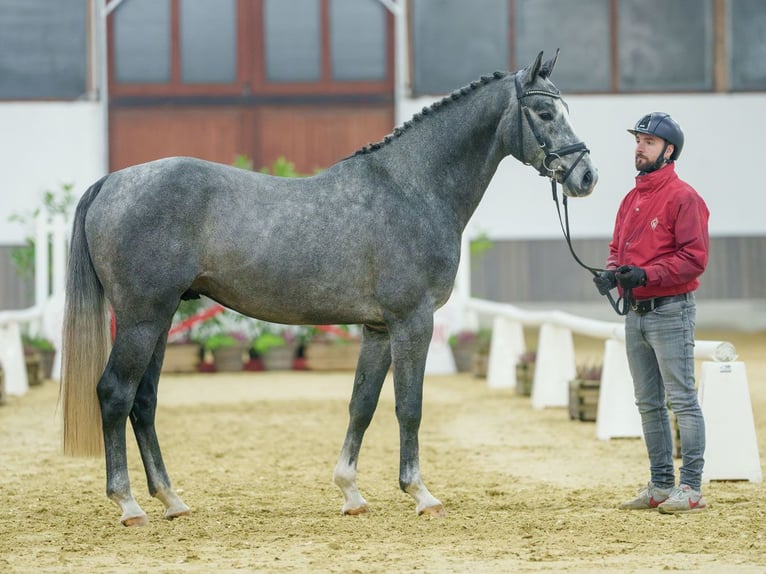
left=418, top=504, right=446, bottom=518
left=121, top=513, right=149, bottom=527
left=342, top=504, right=368, bottom=516
left=164, top=507, right=191, bottom=520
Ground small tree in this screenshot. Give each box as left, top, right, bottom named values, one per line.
left=7, top=183, right=76, bottom=280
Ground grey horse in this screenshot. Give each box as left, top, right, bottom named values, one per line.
left=61, top=51, right=597, bottom=526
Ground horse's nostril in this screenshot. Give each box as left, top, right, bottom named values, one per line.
left=582, top=169, right=593, bottom=188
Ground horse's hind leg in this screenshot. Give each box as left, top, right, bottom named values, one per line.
left=99, top=322, right=166, bottom=526
left=130, top=331, right=190, bottom=520
left=333, top=326, right=392, bottom=515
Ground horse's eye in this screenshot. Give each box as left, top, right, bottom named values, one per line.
left=539, top=111, right=554, bottom=121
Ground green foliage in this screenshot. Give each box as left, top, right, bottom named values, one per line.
left=202, top=333, right=241, bottom=352
left=232, top=154, right=254, bottom=171
left=233, top=154, right=316, bottom=178
left=22, top=334, right=55, bottom=351
left=7, top=183, right=76, bottom=280
left=259, top=156, right=304, bottom=177
left=470, top=232, right=493, bottom=261
left=252, top=331, right=287, bottom=355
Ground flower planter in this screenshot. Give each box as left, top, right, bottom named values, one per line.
left=212, top=347, right=244, bottom=372
left=305, top=340, right=361, bottom=371
left=568, top=378, right=600, bottom=421
left=450, top=343, right=477, bottom=373
left=37, top=349, right=56, bottom=380
left=25, top=354, right=43, bottom=386
left=472, top=352, right=489, bottom=378
left=162, top=343, right=201, bottom=374
left=261, top=345, right=296, bottom=371
left=515, top=363, right=535, bottom=396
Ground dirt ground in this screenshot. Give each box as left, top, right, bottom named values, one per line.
left=1, top=329, right=765, bottom=573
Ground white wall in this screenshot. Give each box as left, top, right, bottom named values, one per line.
left=2, top=93, right=764, bottom=246
left=402, top=93, right=766, bottom=241
left=0, top=102, right=104, bottom=245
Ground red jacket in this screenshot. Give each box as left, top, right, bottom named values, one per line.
left=607, top=163, right=709, bottom=299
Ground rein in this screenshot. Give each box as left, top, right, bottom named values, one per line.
left=514, top=72, right=630, bottom=316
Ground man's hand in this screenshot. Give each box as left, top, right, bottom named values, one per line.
left=593, top=270, right=617, bottom=295
left=616, top=265, right=647, bottom=289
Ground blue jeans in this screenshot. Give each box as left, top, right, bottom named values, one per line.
left=624, top=294, right=705, bottom=490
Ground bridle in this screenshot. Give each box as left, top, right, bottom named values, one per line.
left=514, top=72, right=630, bottom=316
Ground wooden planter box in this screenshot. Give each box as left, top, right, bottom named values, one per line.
left=472, top=352, right=489, bottom=378
left=515, top=363, right=535, bottom=396
left=262, top=345, right=296, bottom=371
left=162, top=343, right=201, bottom=374
left=305, top=340, right=361, bottom=371
left=450, top=343, right=477, bottom=373
left=37, top=349, right=56, bottom=380
left=212, top=347, right=245, bottom=372
left=25, top=354, right=43, bottom=387
left=568, top=379, right=600, bottom=421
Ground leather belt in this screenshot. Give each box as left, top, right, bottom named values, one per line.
left=633, top=293, right=689, bottom=315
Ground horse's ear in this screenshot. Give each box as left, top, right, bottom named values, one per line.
left=540, top=48, right=560, bottom=79
left=523, top=51, right=544, bottom=85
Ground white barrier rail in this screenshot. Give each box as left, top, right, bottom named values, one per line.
left=464, top=297, right=736, bottom=435
left=464, top=297, right=761, bottom=482
left=0, top=215, right=68, bottom=396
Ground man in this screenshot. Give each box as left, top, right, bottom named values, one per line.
left=594, top=112, right=710, bottom=514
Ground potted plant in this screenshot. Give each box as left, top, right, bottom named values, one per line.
left=515, top=350, right=537, bottom=396
left=22, top=333, right=56, bottom=381
left=568, top=362, right=602, bottom=421
left=304, top=325, right=362, bottom=371
left=202, top=332, right=246, bottom=372
left=163, top=298, right=206, bottom=374
left=471, top=328, right=492, bottom=378
left=251, top=326, right=298, bottom=371
left=448, top=329, right=480, bottom=373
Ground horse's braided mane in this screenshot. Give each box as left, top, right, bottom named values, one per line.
left=352, top=70, right=509, bottom=157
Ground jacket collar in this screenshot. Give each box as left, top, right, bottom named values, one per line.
left=635, top=162, right=677, bottom=193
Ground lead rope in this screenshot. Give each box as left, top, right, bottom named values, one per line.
left=549, top=178, right=631, bottom=316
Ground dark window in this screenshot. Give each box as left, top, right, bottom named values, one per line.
left=412, top=0, right=509, bottom=96
left=729, top=0, right=766, bottom=90
left=114, top=0, right=172, bottom=83
left=180, top=0, right=237, bottom=84
left=617, top=0, right=713, bottom=91
left=515, top=0, right=611, bottom=93
left=0, top=0, right=87, bottom=100
left=330, top=0, right=387, bottom=81
left=111, top=0, right=393, bottom=97
left=264, top=0, right=321, bottom=82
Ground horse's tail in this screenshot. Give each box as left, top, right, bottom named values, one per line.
left=60, top=175, right=111, bottom=457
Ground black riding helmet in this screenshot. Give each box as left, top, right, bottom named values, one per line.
left=627, top=112, right=684, bottom=161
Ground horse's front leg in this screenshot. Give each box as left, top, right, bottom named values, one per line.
left=130, top=334, right=190, bottom=521
left=333, top=326, right=392, bottom=515
left=390, top=309, right=445, bottom=517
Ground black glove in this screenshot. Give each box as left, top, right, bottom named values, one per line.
left=593, top=270, right=617, bottom=295
left=615, top=265, right=647, bottom=289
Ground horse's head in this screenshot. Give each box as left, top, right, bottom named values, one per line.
left=510, top=50, right=597, bottom=198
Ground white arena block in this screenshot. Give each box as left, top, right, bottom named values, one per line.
left=531, top=323, right=575, bottom=409
left=596, top=339, right=642, bottom=440
left=425, top=305, right=456, bottom=375
left=486, top=316, right=525, bottom=389
left=699, top=362, right=762, bottom=483
left=0, top=322, right=29, bottom=396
